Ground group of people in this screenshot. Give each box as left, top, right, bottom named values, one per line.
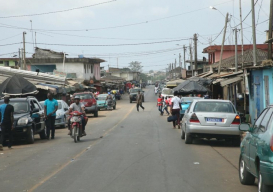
left=157, top=92, right=182, bottom=129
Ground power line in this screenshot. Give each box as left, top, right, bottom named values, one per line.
left=0, top=0, right=116, bottom=19
left=0, top=42, right=21, bottom=46
left=0, top=33, right=21, bottom=41
left=26, top=38, right=189, bottom=47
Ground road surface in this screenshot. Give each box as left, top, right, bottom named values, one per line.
left=0, top=86, right=257, bottom=192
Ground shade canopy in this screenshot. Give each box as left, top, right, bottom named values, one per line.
left=188, top=76, right=213, bottom=86
left=0, top=74, right=38, bottom=97
left=173, top=80, right=209, bottom=95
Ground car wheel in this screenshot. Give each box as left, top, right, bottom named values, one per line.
left=258, top=167, right=273, bottom=192
left=113, top=104, right=116, bottom=110
left=26, top=128, right=34, bottom=144
left=181, top=129, right=185, bottom=140
left=185, top=132, right=193, bottom=144
left=239, top=156, right=255, bottom=185
left=39, top=127, right=47, bottom=140
left=94, top=111, right=98, bottom=117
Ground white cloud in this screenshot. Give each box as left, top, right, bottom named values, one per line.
left=151, top=7, right=169, bottom=16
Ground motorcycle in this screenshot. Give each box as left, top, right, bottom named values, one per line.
left=69, top=111, right=83, bottom=143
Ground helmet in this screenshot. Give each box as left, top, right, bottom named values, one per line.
left=108, top=92, right=111, bottom=95
left=74, top=95, right=80, bottom=100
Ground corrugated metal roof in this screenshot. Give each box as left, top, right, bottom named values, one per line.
left=220, top=76, right=243, bottom=87
left=0, top=66, right=66, bottom=85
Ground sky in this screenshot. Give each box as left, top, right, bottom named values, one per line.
left=0, top=0, right=270, bottom=72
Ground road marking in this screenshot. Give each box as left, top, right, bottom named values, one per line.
left=28, top=104, right=135, bottom=192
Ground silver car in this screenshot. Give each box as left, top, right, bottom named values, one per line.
left=181, top=99, right=242, bottom=146
left=40, top=100, right=69, bottom=128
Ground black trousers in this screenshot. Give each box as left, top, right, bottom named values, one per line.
left=136, top=103, right=144, bottom=111
left=46, top=116, right=56, bottom=138
left=0, top=123, right=13, bottom=148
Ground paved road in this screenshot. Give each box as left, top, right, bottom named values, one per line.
left=0, top=86, right=257, bottom=192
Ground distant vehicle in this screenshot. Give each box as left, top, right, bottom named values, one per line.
left=161, top=88, right=173, bottom=98
left=129, top=88, right=144, bottom=103
left=40, top=100, right=69, bottom=128
left=97, top=94, right=116, bottom=110
left=180, top=97, right=204, bottom=119
left=181, top=99, right=241, bottom=146
left=73, top=92, right=98, bottom=117
left=148, top=80, right=153, bottom=85
left=239, top=106, right=273, bottom=192
left=0, top=96, right=46, bottom=144
left=111, top=90, right=121, bottom=100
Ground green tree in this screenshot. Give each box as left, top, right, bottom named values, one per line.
left=149, top=70, right=154, bottom=74
left=128, top=61, right=143, bottom=72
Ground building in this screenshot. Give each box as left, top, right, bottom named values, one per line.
left=109, top=67, right=140, bottom=81
left=0, top=58, right=19, bottom=68
left=203, top=44, right=271, bottom=64
left=27, top=48, right=105, bottom=81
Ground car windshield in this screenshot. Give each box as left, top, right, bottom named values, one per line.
left=74, top=94, right=93, bottom=100
left=194, top=102, right=235, bottom=113
left=131, top=89, right=141, bottom=93
left=162, top=88, right=173, bottom=95
left=98, top=96, right=107, bottom=100
left=40, top=102, right=44, bottom=108
left=0, top=101, right=30, bottom=114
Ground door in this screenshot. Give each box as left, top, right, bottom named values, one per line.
left=255, top=76, right=261, bottom=118
left=249, top=109, right=268, bottom=174
left=30, top=100, right=44, bottom=132
left=264, top=76, right=269, bottom=107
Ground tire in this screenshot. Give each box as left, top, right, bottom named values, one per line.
left=39, top=128, right=47, bottom=140
left=185, top=132, right=193, bottom=144
left=61, top=116, right=66, bottom=128
left=239, top=156, right=255, bottom=185
left=77, top=128, right=81, bottom=141
left=258, top=167, right=273, bottom=192
left=26, top=128, right=34, bottom=144
left=94, top=111, right=98, bottom=117
left=73, top=126, right=77, bottom=143
left=130, top=100, right=132, bottom=103
left=113, top=104, right=116, bottom=110
left=181, top=129, right=185, bottom=140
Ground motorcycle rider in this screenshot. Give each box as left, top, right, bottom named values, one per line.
left=68, top=96, right=87, bottom=136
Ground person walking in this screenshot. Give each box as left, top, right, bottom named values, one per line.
left=157, top=95, right=163, bottom=115
left=162, top=97, right=170, bottom=115
left=0, top=96, right=14, bottom=150
left=44, top=93, right=58, bottom=140
left=136, top=91, right=145, bottom=112
left=170, top=92, right=182, bottom=129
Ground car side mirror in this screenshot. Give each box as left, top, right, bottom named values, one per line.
left=32, top=108, right=39, bottom=113
left=239, top=123, right=250, bottom=132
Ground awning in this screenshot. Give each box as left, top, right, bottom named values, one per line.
left=36, top=84, right=57, bottom=94
left=166, top=79, right=185, bottom=87
left=220, top=76, right=243, bottom=87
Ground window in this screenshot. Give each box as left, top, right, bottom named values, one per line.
left=4, top=61, right=9, bottom=66
left=0, top=61, right=3, bottom=64
left=58, top=102, right=62, bottom=109
left=193, top=102, right=235, bottom=113
left=259, top=108, right=273, bottom=132
left=253, top=109, right=268, bottom=130
left=91, top=65, right=94, bottom=73
left=31, top=100, right=41, bottom=110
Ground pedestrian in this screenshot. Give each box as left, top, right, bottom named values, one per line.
left=136, top=91, right=145, bottom=112
left=162, top=97, right=170, bottom=115
left=157, top=95, right=163, bottom=115
left=0, top=96, right=14, bottom=150
left=170, top=92, right=182, bottom=129
left=44, top=93, right=58, bottom=139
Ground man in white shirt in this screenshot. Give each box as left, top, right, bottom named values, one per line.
left=170, top=92, right=182, bottom=129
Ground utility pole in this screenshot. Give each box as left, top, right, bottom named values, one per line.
left=268, top=0, right=273, bottom=59
left=23, top=31, right=27, bottom=70
left=183, top=45, right=186, bottom=69
left=189, top=43, right=193, bottom=77
left=194, top=33, right=198, bottom=76
left=218, top=13, right=229, bottom=74
left=239, top=0, right=244, bottom=66
left=117, top=58, right=118, bottom=68
left=35, top=32, right=37, bottom=48
left=18, top=49, right=21, bottom=69
left=234, top=28, right=238, bottom=72
left=251, top=0, right=257, bottom=66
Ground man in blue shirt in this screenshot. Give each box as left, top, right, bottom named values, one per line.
left=44, top=93, right=58, bottom=140
left=0, top=96, right=14, bottom=150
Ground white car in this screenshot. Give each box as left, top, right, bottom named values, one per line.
left=181, top=99, right=242, bottom=146
left=161, top=88, right=173, bottom=98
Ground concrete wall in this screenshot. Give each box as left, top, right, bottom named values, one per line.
left=56, top=63, right=84, bottom=79
left=35, top=49, right=63, bottom=59
left=120, top=73, right=133, bottom=81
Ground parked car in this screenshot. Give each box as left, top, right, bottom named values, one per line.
left=40, top=100, right=69, bottom=128
left=180, top=97, right=204, bottom=120
left=97, top=94, right=116, bottom=110
left=111, top=90, right=121, bottom=100
left=161, top=88, right=173, bottom=98
left=0, top=96, right=46, bottom=144
left=129, top=88, right=144, bottom=103
left=73, top=92, right=98, bottom=117
left=181, top=99, right=241, bottom=146
left=239, top=107, right=273, bottom=192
